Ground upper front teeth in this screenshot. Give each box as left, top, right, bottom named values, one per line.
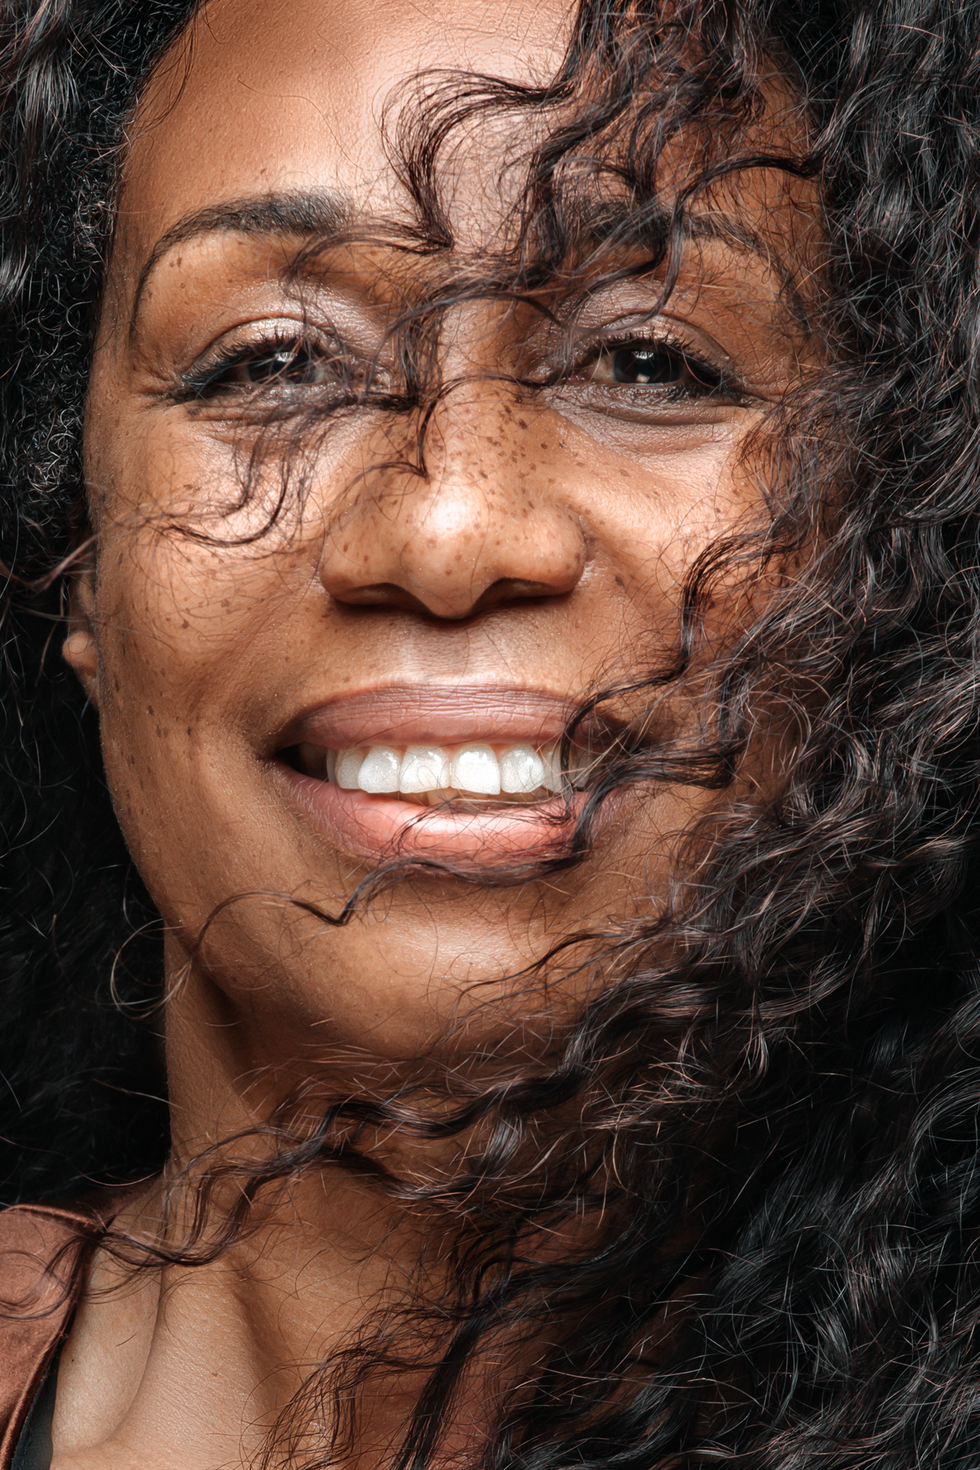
left=331, top=741, right=567, bottom=796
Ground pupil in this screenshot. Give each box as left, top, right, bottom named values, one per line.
left=246, top=348, right=294, bottom=383
left=611, top=347, right=680, bottom=386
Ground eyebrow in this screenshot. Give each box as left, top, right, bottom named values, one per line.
left=577, top=198, right=798, bottom=286
left=127, top=186, right=807, bottom=338
left=128, top=189, right=355, bottom=336
left=570, top=200, right=813, bottom=333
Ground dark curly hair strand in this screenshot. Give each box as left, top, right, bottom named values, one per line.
left=6, top=2, right=980, bottom=1468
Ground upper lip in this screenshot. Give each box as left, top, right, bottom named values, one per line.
left=275, top=683, right=620, bottom=751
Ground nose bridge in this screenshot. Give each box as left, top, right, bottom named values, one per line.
left=318, top=383, right=587, bottom=619
left=406, top=384, right=514, bottom=560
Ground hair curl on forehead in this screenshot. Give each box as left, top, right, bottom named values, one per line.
left=87, top=0, right=821, bottom=571
left=8, top=4, right=980, bottom=1470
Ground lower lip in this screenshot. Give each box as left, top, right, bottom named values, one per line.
left=275, top=761, right=596, bottom=871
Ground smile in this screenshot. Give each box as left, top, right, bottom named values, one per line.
left=272, top=685, right=618, bottom=868
left=289, top=740, right=591, bottom=807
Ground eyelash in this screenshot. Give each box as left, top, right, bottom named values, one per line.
left=173, top=327, right=361, bottom=403
left=172, top=324, right=739, bottom=407
left=572, top=328, right=735, bottom=399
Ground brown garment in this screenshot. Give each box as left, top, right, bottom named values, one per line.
left=0, top=1197, right=124, bottom=1470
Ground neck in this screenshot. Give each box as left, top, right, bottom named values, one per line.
left=49, top=970, right=512, bottom=1470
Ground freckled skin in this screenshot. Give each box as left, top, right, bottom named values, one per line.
left=52, top=2, right=821, bottom=1465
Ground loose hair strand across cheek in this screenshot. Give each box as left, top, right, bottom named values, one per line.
left=6, top=4, right=980, bottom=1470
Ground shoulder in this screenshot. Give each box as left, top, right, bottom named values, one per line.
left=0, top=1196, right=126, bottom=1470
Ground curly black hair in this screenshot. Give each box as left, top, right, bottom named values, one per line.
left=7, top=1, right=980, bottom=1468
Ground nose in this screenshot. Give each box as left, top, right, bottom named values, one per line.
left=317, top=388, right=587, bottom=620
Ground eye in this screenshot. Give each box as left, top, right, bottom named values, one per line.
left=217, top=339, right=347, bottom=389
left=177, top=328, right=370, bottom=403
left=589, top=340, right=725, bottom=393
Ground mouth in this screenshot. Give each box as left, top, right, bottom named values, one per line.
left=271, top=684, right=617, bottom=870
left=281, top=737, right=592, bottom=807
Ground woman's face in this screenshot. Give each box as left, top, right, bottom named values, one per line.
left=72, top=0, right=816, bottom=1100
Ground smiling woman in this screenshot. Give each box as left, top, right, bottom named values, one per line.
left=2, top=1, right=980, bottom=1469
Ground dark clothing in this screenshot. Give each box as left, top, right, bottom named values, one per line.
left=10, top=1349, right=59, bottom=1470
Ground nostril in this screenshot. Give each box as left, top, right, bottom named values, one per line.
left=329, top=582, right=429, bottom=611
left=316, top=455, right=588, bottom=619
left=328, top=578, right=573, bottom=621
left=467, top=577, right=576, bottom=616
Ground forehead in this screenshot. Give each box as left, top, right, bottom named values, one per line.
left=119, top=0, right=571, bottom=253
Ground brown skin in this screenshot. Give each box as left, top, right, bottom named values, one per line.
left=53, top=0, right=819, bottom=1465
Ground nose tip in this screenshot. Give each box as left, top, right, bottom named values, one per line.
left=318, top=409, right=587, bottom=620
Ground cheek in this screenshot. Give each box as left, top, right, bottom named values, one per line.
left=90, top=519, right=307, bottom=889
left=86, top=393, right=322, bottom=730
left=584, top=435, right=758, bottom=635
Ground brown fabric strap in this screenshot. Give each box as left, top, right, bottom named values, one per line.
left=0, top=1195, right=130, bottom=1470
